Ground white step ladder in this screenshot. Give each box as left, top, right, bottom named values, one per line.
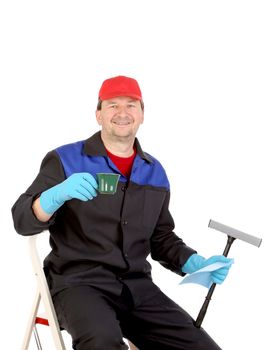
left=22, top=232, right=138, bottom=350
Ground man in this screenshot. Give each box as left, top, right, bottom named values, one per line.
left=12, top=75, right=232, bottom=350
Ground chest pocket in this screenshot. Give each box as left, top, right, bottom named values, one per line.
left=143, top=189, right=167, bottom=229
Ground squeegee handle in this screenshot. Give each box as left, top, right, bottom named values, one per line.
left=194, top=283, right=216, bottom=328
left=194, top=235, right=235, bottom=328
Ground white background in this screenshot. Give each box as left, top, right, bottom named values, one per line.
left=1, top=1, right=270, bottom=349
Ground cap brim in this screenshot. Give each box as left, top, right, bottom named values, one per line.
left=99, top=93, right=142, bottom=101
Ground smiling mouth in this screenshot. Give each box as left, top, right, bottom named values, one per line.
left=112, top=121, right=131, bottom=126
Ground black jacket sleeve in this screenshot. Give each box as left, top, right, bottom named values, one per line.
left=150, top=191, right=196, bottom=276
left=11, top=151, right=65, bottom=236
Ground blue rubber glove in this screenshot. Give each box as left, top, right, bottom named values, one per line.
left=182, top=254, right=233, bottom=285
left=40, top=172, right=98, bottom=215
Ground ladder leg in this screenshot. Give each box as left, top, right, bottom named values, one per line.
left=29, top=235, right=66, bottom=350
left=128, top=341, right=139, bottom=350
left=21, top=289, right=41, bottom=350
left=33, top=325, right=43, bottom=350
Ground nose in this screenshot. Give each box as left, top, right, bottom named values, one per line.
left=117, top=105, right=128, bottom=116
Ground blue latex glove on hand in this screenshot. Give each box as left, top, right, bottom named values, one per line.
left=40, top=172, right=98, bottom=215
left=182, top=254, right=233, bottom=285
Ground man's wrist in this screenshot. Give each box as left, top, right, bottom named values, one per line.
left=182, top=254, right=206, bottom=274
left=32, top=197, right=54, bottom=222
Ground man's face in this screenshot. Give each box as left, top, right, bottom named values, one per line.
left=96, top=96, right=144, bottom=141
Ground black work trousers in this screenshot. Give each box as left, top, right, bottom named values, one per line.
left=53, top=283, right=222, bottom=350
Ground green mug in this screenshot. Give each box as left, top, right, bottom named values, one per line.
left=96, top=173, right=120, bottom=194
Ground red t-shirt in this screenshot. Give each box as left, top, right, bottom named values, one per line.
left=106, top=148, right=136, bottom=178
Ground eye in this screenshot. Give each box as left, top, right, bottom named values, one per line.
left=108, top=104, right=117, bottom=109
left=127, top=103, right=136, bottom=108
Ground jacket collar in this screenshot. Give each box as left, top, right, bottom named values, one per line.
left=83, top=131, right=152, bottom=163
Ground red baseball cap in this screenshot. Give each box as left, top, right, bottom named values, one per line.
left=98, top=75, right=142, bottom=101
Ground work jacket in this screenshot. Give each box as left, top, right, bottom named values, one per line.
left=12, top=131, right=195, bottom=299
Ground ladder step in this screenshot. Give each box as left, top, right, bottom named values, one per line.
left=35, top=317, right=49, bottom=326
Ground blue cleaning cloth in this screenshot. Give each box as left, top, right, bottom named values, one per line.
left=179, top=260, right=234, bottom=289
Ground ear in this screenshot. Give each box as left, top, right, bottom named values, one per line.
left=140, top=111, right=144, bottom=124
left=96, top=110, right=102, bottom=125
